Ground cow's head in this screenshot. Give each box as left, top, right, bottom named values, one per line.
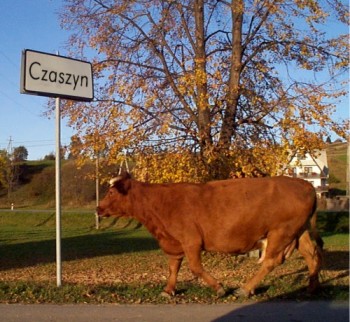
left=96, top=172, right=133, bottom=218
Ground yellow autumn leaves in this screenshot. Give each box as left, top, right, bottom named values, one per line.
left=56, top=0, right=349, bottom=183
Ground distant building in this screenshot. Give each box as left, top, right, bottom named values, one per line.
left=284, top=150, right=329, bottom=197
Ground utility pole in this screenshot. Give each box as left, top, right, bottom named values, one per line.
left=347, top=138, right=349, bottom=196
left=7, top=136, right=13, bottom=157
left=95, top=152, right=100, bottom=230
left=6, top=136, right=14, bottom=200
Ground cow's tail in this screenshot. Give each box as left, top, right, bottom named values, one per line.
left=309, top=197, right=324, bottom=250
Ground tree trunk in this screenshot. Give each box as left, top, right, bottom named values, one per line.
left=219, top=0, right=243, bottom=150
left=194, top=0, right=212, bottom=154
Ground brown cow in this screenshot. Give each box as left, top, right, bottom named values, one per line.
left=97, top=173, right=322, bottom=297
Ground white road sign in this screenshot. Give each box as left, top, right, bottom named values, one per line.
left=20, top=49, right=94, bottom=287
left=21, top=49, right=94, bottom=101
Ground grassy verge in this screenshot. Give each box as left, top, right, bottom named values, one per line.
left=0, top=212, right=348, bottom=304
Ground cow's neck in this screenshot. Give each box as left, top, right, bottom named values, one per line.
left=130, top=181, right=170, bottom=240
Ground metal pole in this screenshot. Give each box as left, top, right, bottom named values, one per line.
left=95, top=153, right=100, bottom=230
left=55, top=96, right=62, bottom=287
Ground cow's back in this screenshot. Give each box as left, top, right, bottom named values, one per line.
left=203, top=176, right=315, bottom=221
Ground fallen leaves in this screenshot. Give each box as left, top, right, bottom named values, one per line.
left=0, top=246, right=348, bottom=304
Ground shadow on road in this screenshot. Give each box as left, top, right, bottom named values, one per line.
left=213, top=299, right=349, bottom=322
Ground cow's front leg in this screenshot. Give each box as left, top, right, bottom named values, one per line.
left=162, top=255, right=183, bottom=297
left=185, top=246, right=225, bottom=297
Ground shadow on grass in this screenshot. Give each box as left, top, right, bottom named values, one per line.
left=0, top=230, right=159, bottom=271
left=322, top=250, right=349, bottom=271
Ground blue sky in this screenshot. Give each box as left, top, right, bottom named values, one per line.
left=0, top=0, right=73, bottom=160
left=0, top=1, right=349, bottom=160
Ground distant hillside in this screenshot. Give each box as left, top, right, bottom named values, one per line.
left=0, top=160, right=97, bottom=209
left=0, top=143, right=347, bottom=209
left=326, top=141, right=348, bottom=194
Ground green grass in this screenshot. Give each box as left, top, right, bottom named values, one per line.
left=0, top=211, right=348, bottom=304
left=322, top=233, right=349, bottom=247
left=0, top=212, right=158, bottom=268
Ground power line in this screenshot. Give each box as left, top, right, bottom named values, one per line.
left=0, top=139, right=71, bottom=150
left=10, top=139, right=55, bottom=144
left=0, top=50, right=19, bottom=69
left=21, top=143, right=56, bottom=148
left=0, top=50, right=53, bottom=116
left=0, top=138, right=71, bottom=144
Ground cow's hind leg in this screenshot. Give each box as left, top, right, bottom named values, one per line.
left=162, top=255, right=183, bottom=297
left=237, top=231, right=294, bottom=297
left=236, top=252, right=285, bottom=297
left=185, top=246, right=225, bottom=297
left=297, top=230, right=322, bottom=293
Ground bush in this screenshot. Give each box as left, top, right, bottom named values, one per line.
left=317, top=211, right=349, bottom=233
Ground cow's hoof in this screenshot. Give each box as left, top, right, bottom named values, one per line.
left=307, top=282, right=320, bottom=294
left=160, top=291, right=174, bottom=298
left=216, top=286, right=226, bottom=298
left=233, top=288, right=250, bottom=298
left=307, top=276, right=320, bottom=294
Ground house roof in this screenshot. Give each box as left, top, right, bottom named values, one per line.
left=288, top=150, right=329, bottom=176
left=310, top=150, right=329, bottom=176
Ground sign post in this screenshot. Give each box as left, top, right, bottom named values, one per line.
left=20, top=49, right=93, bottom=287
left=55, top=96, right=62, bottom=287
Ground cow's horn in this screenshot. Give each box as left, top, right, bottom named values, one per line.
left=109, top=176, right=123, bottom=187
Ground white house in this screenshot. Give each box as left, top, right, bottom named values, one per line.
left=284, top=150, right=329, bottom=197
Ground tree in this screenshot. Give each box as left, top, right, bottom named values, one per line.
left=0, top=149, right=20, bottom=198
left=58, top=0, right=349, bottom=181
left=44, top=152, right=55, bottom=161
left=13, top=146, right=28, bottom=162
left=0, top=150, right=6, bottom=189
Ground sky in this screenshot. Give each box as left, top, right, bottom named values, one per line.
left=0, top=1, right=349, bottom=160
left=0, top=0, right=74, bottom=160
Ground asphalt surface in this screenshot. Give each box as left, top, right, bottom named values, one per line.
left=0, top=301, right=348, bottom=322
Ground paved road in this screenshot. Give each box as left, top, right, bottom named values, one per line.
left=0, top=301, right=348, bottom=322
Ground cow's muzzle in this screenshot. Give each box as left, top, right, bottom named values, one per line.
left=96, top=206, right=109, bottom=217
